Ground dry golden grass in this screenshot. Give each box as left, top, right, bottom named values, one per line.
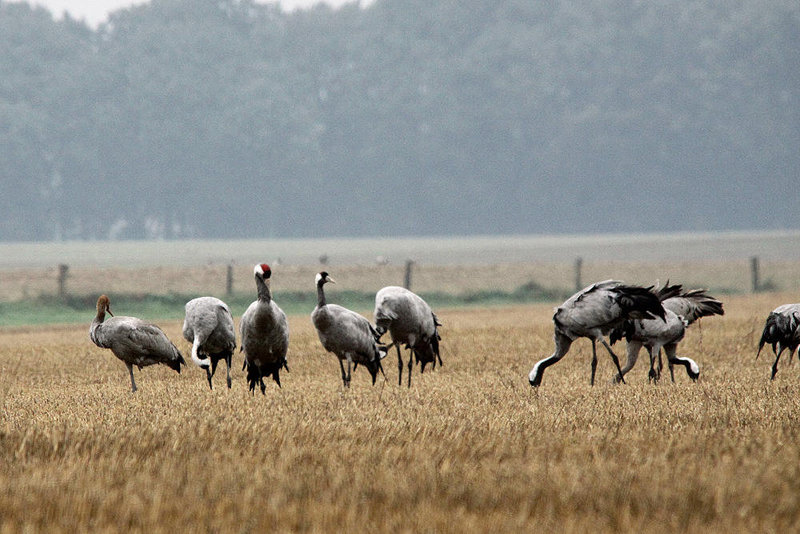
left=2, top=293, right=800, bottom=532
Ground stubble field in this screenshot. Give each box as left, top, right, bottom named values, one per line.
left=1, top=291, right=799, bottom=532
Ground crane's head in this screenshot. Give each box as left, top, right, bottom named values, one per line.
left=255, top=263, right=272, bottom=279
left=315, top=271, right=335, bottom=286
left=96, top=294, right=113, bottom=317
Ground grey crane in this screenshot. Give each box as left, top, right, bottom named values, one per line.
left=311, top=272, right=386, bottom=387
left=528, top=280, right=666, bottom=387
left=182, top=296, right=236, bottom=389
left=612, top=284, right=724, bottom=382
left=374, top=286, right=441, bottom=387
left=612, top=310, right=697, bottom=383
left=240, top=264, right=290, bottom=394
left=90, top=294, right=185, bottom=393
left=757, top=303, right=800, bottom=380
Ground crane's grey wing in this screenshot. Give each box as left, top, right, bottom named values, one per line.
left=322, top=305, right=379, bottom=354
left=560, top=286, right=621, bottom=329
left=571, top=280, right=622, bottom=303
left=124, top=323, right=178, bottom=356
left=183, top=307, right=219, bottom=343
left=240, top=302, right=256, bottom=346
left=374, top=288, right=402, bottom=324
left=374, top=303, right=399, bottom=323
left=213, top=301, right=237, bottom=350
left=268, top=302, right=290, bottom=357
left=635, top=310, right=685, bottom=345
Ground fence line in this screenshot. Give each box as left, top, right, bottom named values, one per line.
left=0, top=257, right=797, bottom=303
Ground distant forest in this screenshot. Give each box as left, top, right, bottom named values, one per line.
left=1, top=0, right=798, bottom=241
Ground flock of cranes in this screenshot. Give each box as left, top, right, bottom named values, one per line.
left=89, top=264, right=799, bottom=393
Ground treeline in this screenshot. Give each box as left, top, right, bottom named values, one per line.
left=1, top=0, right=798, bottom=241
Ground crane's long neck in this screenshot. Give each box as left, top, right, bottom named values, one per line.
left=317, top=282, right=327, bottom=308
left=91, top=304, right=107, bottom=330
left=256, top=275, right=272, bottom=303
left=90, top=305, right=107, bottom=346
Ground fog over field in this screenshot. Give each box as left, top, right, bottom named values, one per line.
left=1, top=1, right=798, bottom=241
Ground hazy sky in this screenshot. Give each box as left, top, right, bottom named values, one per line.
left=28, top=0, right=361, bottom=27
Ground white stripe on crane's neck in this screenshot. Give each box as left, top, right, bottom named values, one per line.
left=316, top=276, right=326, bottom=307
left=254, top=264, right=272, bottom=302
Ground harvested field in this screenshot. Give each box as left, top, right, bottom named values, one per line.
left=1, top=293, right=800, bottom=532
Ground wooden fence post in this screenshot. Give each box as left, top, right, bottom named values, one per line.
left=404, top=260, right=414, bottom=290
left=226, top=262, right=234, bottom=296
left=750, top=256, right=760, bottom=293
left=574, top=257, right=583, bottom=292
left=58, top=264, right=69, bottom=298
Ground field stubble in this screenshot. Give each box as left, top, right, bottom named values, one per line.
left=1, top=294, right=800, bottom=532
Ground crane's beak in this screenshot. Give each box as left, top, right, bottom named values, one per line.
left=327, top=277, right=336, bottom=284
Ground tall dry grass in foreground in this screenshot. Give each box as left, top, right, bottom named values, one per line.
left=1, top=293, right=800, bottom=532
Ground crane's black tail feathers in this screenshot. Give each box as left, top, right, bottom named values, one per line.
left=616, top=285, right=666, bottom=321
left=657, top=281, right=683, bottom=302
left=758, top=312, right=790, bottom=358
left=431, top=315, right=442, bottom=367
left=609, top=319, right=635, bottom=346
left=245, top=358, right=286, bottom=393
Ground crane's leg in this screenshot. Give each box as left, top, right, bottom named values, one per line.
left=599, top=339, right=626, bottom=385
left=771, top=344, right=785, bottom=380
left=346, top=355, right=353, bottom=387
left=407, top=350, right=413, bottom=388
left=647, top=347, right=658, bottom=383
left=225, top=353, right=233, bottom=389
left=203, top=354, right=216, bottom=390
left=338, top=358, right=348, bottom=388
left=590, top=340, right=599, bottom=386
left=667, top=350, right=676, bottom=383
left=424, top=337, right=437, bottom=371
left=529, top=332, right=572, bottom=387
left=615, top=341, right=642, bottom=384
left=210, top=357, right=219, bottom=380
left=395, top=343, right=403, bottom=386
left=376, top=354, right=386, bottom=381
left=126, top=362, right=137, bottom=393
left=664, top=343, right=678, bottom=382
